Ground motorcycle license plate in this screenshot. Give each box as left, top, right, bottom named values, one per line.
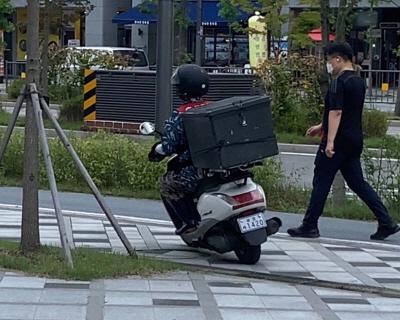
left=238, top=213, right=265, bottom=233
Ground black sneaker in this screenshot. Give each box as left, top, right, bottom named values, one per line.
left=287, top=224, right=320, bottom=238
left=370, top=224, right=400, bottom=240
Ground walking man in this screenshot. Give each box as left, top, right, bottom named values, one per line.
left=287, top=42, right=400, bottom=240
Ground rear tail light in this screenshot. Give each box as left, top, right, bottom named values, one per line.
left=213, top=189, right=265, bottom=210
left=232, top=189, right=265, bottom=210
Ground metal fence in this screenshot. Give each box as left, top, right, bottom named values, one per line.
left=360, top=69, right=400, bottom=105
left=5, top=61, right=26, bottom=89
left=95, top=70, right=263, bottom=123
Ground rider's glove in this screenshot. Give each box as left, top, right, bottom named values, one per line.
left=148, top=142, right=166, bottom=162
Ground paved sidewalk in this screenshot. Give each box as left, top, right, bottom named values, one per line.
left=0, top=206, right=400, bottom=320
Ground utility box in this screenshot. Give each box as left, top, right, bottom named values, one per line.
left=182, top=95, right=278, bottom=169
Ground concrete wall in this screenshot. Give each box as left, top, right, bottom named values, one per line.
left=130, top=0, right=152, bottom=61
left=85, top=0, right=131, bottom=46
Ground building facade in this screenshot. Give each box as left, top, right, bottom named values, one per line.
left=289, top=0, right=400, bottom=70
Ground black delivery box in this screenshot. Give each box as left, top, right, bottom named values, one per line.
left=181, top=95, right=278, bottom=169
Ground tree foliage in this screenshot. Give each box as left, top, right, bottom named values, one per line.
left=0, top=0, right=15, bottom=49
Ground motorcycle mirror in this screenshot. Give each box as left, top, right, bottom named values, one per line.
left=139, top=122, right=155, bottom=135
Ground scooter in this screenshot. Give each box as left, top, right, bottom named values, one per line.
left=140, top=122, right=282, bottom=264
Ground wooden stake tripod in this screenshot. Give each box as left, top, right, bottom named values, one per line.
left=0, top=84, right=136, bottom=268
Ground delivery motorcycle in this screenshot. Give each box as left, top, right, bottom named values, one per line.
left=139, top=121, right=282, bottom=265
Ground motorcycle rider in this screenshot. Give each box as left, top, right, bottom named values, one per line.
left=148, top=64, right=210, bottom=235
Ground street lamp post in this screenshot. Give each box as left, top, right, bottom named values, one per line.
left=155, top=0, right=174, bottom=134
left=195, top=0, right=203, bottom=65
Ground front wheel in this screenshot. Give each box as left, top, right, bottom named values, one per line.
left=234, top=244, right=261, bottom=264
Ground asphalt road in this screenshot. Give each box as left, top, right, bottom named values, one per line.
left=0, top=186, right=399, bottom=246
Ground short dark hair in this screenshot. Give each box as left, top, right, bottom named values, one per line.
left=325, top=42, right=353, bottom=61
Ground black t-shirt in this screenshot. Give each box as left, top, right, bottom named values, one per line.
left=322, top=70, right=365, bottom=152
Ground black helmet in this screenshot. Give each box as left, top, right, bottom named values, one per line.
left=171, top=64, right=209, bottom=99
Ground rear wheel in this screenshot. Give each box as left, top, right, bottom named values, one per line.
left=234, top=244, right=261, bottom=264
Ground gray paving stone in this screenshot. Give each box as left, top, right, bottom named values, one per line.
left=269, top=311, right=323, bottom=320
left=39, top=289, right=89, bottom=304
left=104, top=279, right=150, bottom=291
left=34, top=305, right=86, bottom=320
left=310, top=272, right=362, bottom=284
left=104, top=306, right=155, bottom=320
left=105, top=291, right=152, bottom=305
left=151, top=292, right=198, bottom=300
left=153, top=307, right=205, bottom=320
left=327, top=304, right=378, bottom=311
left=251, top=281, right=300, bottom=296
left=220, top=309, right=273, bottom=320
left=0, top=276, right=46, bottom=288
left=0, top=288, right=41, bottom=303
left=358, top=267, right=399, bottom=273
left=286, top=251, right=330, bottom=261
left=313, top=289, right=361, bottom=297
left=0, top=303, right=35, bottom=319
left=262, top=260, right=306, bottom=272
left=260, top=296, right=313, bottom=310
left=214, top=294, right=264, bottom=308
left=335, top=312, right=384, bottom=320
left=299, top=261, right=345, bottom=272
left=149, top=280, right=195, bottom=292
left=380, top=314, right=400, bottom=320
left=209, top=286, right=256, bottom=295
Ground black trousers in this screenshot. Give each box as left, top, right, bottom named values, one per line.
left=161, top=195, right=200, bottom=229
left=303, top=146, right=393, bottom=227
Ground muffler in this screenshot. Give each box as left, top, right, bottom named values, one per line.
left=266, top=217, right=282, bottom=236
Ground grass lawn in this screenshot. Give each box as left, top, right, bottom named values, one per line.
left=276, top=131, right=390, bottom=149
left=0, top=240, right=179, bottom=280
left=0, top=110, right=83, bottom=131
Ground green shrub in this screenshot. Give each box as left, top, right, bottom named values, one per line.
left=49, top=84, right=82, bottom=103
left=7, top=79, right=25, bottom=99
left=256, top=54, right=323, bottom=135
left=363, top=136, right=400, bottom=217
left=363, top=109, right=388, bottom=138
left=0, top=131, right=165, bottom=193
left=60, top=95, right=84, bottom=121
left=0, top=131, right=288, bottom=201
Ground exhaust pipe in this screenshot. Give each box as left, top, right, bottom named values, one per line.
left=266, top=217, right=282, bottom=236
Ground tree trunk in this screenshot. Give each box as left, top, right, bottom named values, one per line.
left=395, top=72, right=400, bottom=117
left=40, top=0, right=50, bottom=101
left=335, top=0, right=347, bottom=42
left=319, top=0, right=330, bottom=97
left=320, top=0, right=330, bottom=49
left=21, top=0, right=41, bottom=253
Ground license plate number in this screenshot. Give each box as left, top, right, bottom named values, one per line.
left=238, top=213, right=265, bottom=233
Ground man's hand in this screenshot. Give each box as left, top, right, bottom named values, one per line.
left=325, top=142, right=335, bottom=158
left=306, top=123, right=322, bottom=137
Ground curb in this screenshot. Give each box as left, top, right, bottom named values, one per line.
left=389, top=120, right=400, bottom=127
left=1, top=100, right=60, bottom=110
left=173, top=262, right=400, bottom=298
left=0, top=125, right=153, bottom=141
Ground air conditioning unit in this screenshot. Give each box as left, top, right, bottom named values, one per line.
left=380, top=22, right=400, bottom=29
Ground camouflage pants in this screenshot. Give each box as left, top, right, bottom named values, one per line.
left=159, top=166, right=200, bottom=201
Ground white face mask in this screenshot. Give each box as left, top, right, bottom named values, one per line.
left=326, top=62, right=333, bottom=74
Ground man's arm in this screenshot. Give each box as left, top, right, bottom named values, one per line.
left=326, top=110, right=342, bottom=157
